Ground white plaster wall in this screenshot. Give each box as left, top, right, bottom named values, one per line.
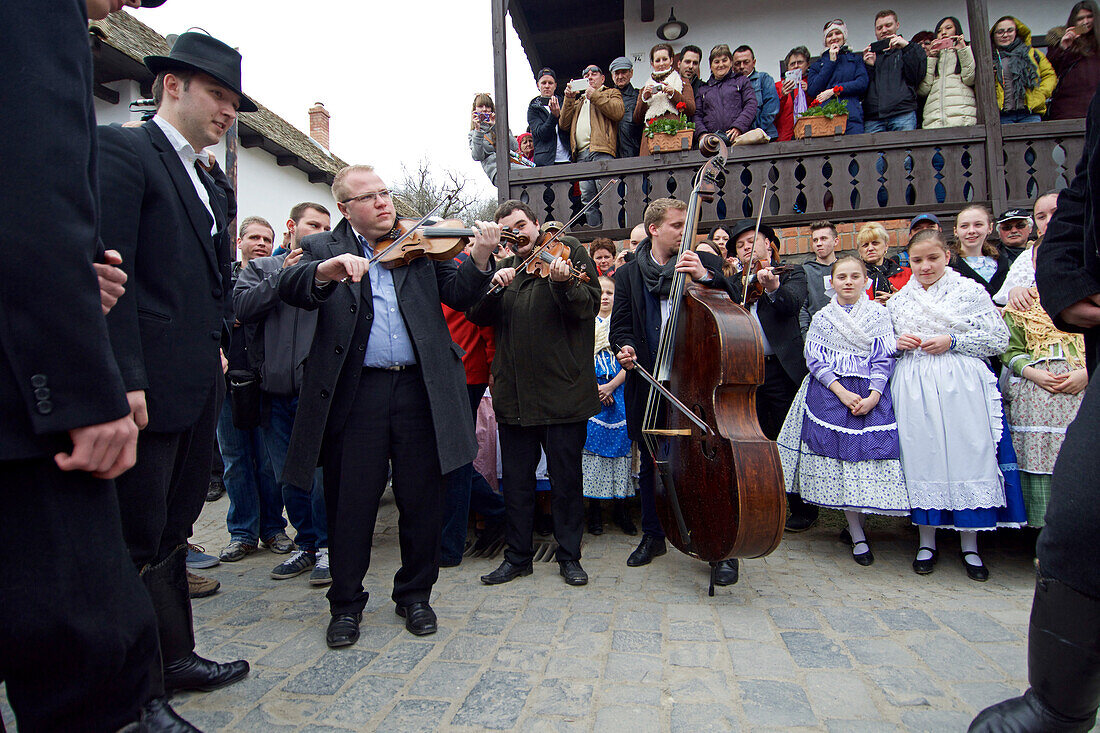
left=625, top=2, right=1069, bottom=78
left=93, top=80, right=339, bottom=254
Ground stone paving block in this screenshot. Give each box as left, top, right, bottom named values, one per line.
left=556, top=629, right=611, bottom=657
left=254, top=628, right=328, bottom=669
left=821, top=607, right=886, bottom=637
left=901, top=709, right=975, bottom=731
left=875, top=608, right=939, bottom=630
left=407, top=660, right=479, bottom=698
left=452, top=669, right=535, bottom=729
left=522, top=604, right=565, bottom=624
left=803, top=670, right=878, bottom=719
left=366, top=640, right=432, bottom=674
left=768, top=607, right=820, bottom=629
left=317, top=674, right=404, bottom=728
left=874, top=665, right=946, bottom=707
left=668, top=670, right=733, bottom=702
left=670, top=702, right=738, bottom=732
left=569, top=597, right=617, bottom=613
left=717, top=607, right=775, bottom=641
left=212, top=640, right=269, bottom=662
left=594, top=704, right=660, bottom=732
left=669, top=619, right=720, bottom=642
left=728, top=640, right=797, bottom=677
left=235, top=698, right=323, bottom=730
left=909, top=633, right=1003, bottom=681
left=529, top=678, right=594, bottom=717
left=282, top=649, right=378, bottom=695
left=845, top=637, right=918, bottom=667
left=954, top=682, right=1023, bottom=713
left=604, top=652, right=663, bottom=683
left=739, top=679, right=817, bottom=727
left=545, top=654, right=602, bottom=680
left=494, top=643, right=550, bottom=673
left=298, top=726, right=358, bottom=733
left=825, top=720, right=901, bottom=733
left=508, top=621, right=559, bottom=644
left=611, top=630, right=662, bottom=654
left=376, top=698, right=450, bottom=730
left=668, top=641, right=720, bottom=668
left=175, top=668, right=288, bottom=712
left=978, top=641, right=1029, bottom=678
left=192, top=589, right=266, bottom=619
left=616, top=609, right=661, bottom=630
left=169, top=709, right=236, bottom=731
left=465, top=609, right=514, bottom=635
left=231, top=619, right=308, bottom=645
left=346, top=622, right=402, bottom=651
left=600, top=683, right=661, bottom=707
left=781, top=631, right=852, bottom=668
left=936, top=609, right=1017, bottom=642
left=439, top=633, right=500, bottom=661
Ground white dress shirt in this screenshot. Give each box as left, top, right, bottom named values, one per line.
left=152, top=115, right=216, bottom=235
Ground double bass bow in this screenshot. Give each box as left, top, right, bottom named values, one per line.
left=635, top=134, right=786, bottom=595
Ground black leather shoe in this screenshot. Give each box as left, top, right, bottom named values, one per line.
left=961, top=551, right=989, bottom=581
left=481, top=559, right=533, bottom=585
left=784, top=512, right=818, bottom=533
left=852, top=540, right=875, bottom=566
left=140, top=697, right=200, bottom=732
left=205, top=478, right=225, bottom=502
left=326, top=612, right=362, bottom=648
left=559, top=560, right=588, bottom=586
left=627, top=533, right=667, bottom=567
left=163, top=652, right=249, bottom=692
left=712, top=559, right=739, bottom=586
left=396, top=601, right=438, bottom=635
left=912, top=547, right=938, bottom=575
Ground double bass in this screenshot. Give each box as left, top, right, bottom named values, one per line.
left=634, top=135, right=786, bottom=593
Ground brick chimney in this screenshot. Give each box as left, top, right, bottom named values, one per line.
left=308, top=102, right=330, bottom=150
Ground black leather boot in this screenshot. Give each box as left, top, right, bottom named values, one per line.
left=970, top=574, right=1100, bottom=732
left=586, top=500, right=603, bottom=535
left=613, top=499, right=637, bottom=536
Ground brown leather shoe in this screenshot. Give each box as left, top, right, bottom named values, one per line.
left=187, top=571, right=220, bottom=599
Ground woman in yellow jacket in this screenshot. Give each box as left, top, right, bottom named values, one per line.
left=919, top=16, right=977, bottom=128
left=990, top=16, right=1058, bottom=123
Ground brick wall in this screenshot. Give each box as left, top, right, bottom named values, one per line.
left=775, top=219, right=912, bottom=259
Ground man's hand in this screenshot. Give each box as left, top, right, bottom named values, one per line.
left=491, top=266, right=517, bottom=289
left=1054, top=368, right=1089, bottom=395
left=616, top=345, right=637, bottom=370
left=315, top=253, right=370, bottom=283
left=920, top=335, right=952, bottom=354
left=470, top=220, right=501, bottom=269
left=548, top=95, right=561, bottom=116
left=757, top=266, right=780, bottom=293
left=863, top=48, right=877, bottom=66
left=585, top=80, right=598, bottom=100
left=94, top=249, right=127, bottom=314
left=127, top=390, right=148, bottom=429
left=548, top=257, right=571, bottom=282
left=54, top=415, right=139, bottom=479
left=220, top=348, right=228, bottom=374
left=675, top=250, right=708, bottom=281
left=1060, top=294, right=1100, bottom=329
left=896, top=333, right=922, bottom=351
left=889, top=34, right=908, bottom=49
left=726, top=127, right=742, bottom=141
left=282, top=247, right=304, bottom=269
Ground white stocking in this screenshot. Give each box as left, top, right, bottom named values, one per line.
left=959, top=530, right=981, bottom=565
left=916, top=525, right=937, bottom=561
left=845, top=511, right=868, bottom=553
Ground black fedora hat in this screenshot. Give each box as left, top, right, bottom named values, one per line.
left=145, top=31, right=257, bottom=112
left=141, top=0, right=168, bottom=6
left=728, top=218, right=780, bottom=248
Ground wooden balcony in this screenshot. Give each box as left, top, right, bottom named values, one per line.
left=505, top=120, right=1085, bottom=240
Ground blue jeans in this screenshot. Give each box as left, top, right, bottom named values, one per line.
left=576, top=150, right=614, bottom=228
left=864, top=111, right=918, bottom=133
left=217, top=397, right=285, bottom=544
left=1001, top=110, right=1041, bottom=124
left=261, top=394, right=327, bottom=551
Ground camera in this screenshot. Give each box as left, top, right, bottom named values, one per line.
left=568, top=78, right=589, bottom=93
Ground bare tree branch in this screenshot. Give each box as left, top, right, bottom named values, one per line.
left=391, top=157, right=498, bottom=222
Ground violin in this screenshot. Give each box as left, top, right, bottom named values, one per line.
left=740, top=254, right=798, bottom=307
left=372, top=218, right=478, bottom=269
left=500, top=229, right=591, bottom=284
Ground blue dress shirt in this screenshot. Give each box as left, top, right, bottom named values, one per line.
left=356, top=232, right=417, bottom=367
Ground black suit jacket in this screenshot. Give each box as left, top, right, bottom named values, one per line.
left=726, top=266, right=809, bottom=385
left=277, top=219, right=492, bottom=488
left=0, top=1, right=131, bottom=460
left=1038, top=90, right=1100, bottom=373
left=97, top=120, right=233, bottom=433
left=608, top=244, right=728, bottom=442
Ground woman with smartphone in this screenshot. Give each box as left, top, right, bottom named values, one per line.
left=632, top=42, right=695, bottom=155
left=919, top=16, right=978, bottom=128
left=1045, top=1, right=1100, bottom=120
left=469, top=93, right=518, bottom=185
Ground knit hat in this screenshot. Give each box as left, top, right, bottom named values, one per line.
left=517, top=132, right=533, bottom=145
left=822, top=19, right=848, bottom=46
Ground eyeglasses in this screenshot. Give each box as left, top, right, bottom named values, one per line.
left=342, top=189, right=392, bottom=205
left=1000, top=221, right=1031, bottom=230
left=993, top=28, right=1016, bottom=36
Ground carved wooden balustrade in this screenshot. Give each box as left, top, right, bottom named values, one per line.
left=506, top=121, right=1085, bottom=239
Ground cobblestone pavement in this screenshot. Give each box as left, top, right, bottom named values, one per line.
left=6, top=492, right=1098, bottom=732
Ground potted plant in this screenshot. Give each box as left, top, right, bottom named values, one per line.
left=794, top=93, right=848, bottom=139
left=645, top=102, right=695, bottom=153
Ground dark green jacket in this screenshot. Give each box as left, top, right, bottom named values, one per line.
left=467, top=236, right=601, bottom=426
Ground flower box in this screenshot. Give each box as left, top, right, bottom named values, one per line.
left=794, top=114, right=848, bottom=139
left=649, top=129, right=694, bottom=152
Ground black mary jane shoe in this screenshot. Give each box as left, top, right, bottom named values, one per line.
left=396, top=601, right=438, bottom=635
left=912, top=547, right=938, bottom=575
left=852, top=540, right=875, bottom=567
left=961, top=551, right=989, bottom=582
left=326, top=612, right=363, bottom=648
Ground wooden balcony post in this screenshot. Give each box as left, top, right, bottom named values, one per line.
left=967, top=0, right=1008, bottom=214
left=492, top=0, right=511, bottom=204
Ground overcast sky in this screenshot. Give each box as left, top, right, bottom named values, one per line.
left=131, top=1, right=535, bottom=202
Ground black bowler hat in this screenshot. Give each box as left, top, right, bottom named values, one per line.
left=141, top=0, right=168, bottom=6
left=144, top=31, right=257, bottom=112
left=728, top=219, right=780, bottom=249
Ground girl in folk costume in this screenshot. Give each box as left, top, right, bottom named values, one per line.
left=888, top=229, right=1025, bottom=581
left=633, top=42, right=696, bottom=156
left=778, top=258, right=908, bottom=566
left=583, top=276, right=636, bottom=535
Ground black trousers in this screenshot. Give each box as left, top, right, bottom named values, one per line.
left=1038, top=368, right=1100, bottom=598
left=114, top=378, right=220, bottom=661
left=756, top=356, right=799, bottom=441
left=0, top=458, right=159, bottom=732
left=323, top=367, right=443, bottom=615
left=497, top=420, right=586, bottom=565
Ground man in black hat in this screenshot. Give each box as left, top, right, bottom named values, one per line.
left=995, top=207, right=1035, bottom=260
left=726, top=220, right=811, bottom=531
left=97, top=30, right=256, bottom=695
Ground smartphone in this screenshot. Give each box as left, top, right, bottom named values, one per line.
left=784, top=69, right=802, bottom=83
left=568, top=78, right=589, bottom=93
left=869, top=39, right=890, bottom=55
left=929, top=36, right=954, bottom=51
left=478, top=111, right=492, bottom=123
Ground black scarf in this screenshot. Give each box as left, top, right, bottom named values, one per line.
left=994, top=37, right=1041, bottom=109
left=635, top=239, right=677, bottom=298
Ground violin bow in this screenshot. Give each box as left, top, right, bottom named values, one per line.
left=740, top=183, right=770, bottom=306
left=365, top=193, right=456, bottom=268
